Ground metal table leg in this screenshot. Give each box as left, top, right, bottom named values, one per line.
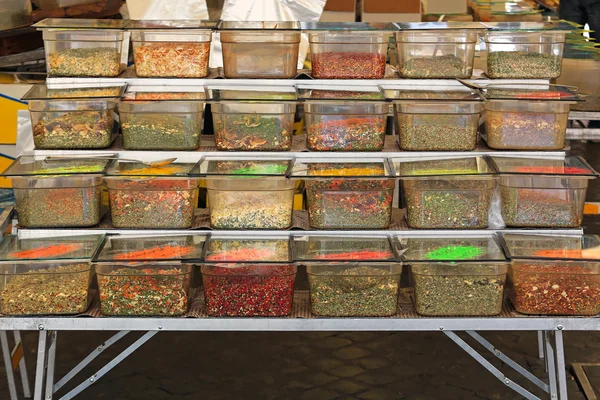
left=554, top=330, right=569, bottom=400
left=1, top=331, right=19, bottom=400
left=13, top=331, right=31, bottom=399
left=33, top=331, right=48, bottom=400
left=544, top=331, right=558, bottom=400
left=45, top=332, right=57, bottom=400
left=538, top=331, right=545, bottom=360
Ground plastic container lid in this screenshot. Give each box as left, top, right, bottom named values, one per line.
left=194, top=157, right=293, bottom=177
left=393, top=157, right=495, bottom=179
left=204, top=236, right=292, bottom=263
left=205, top=85, right=297, bottom=102
left=301, top=22, right=395, bottom=31
left=122, top=85, right=206, bottom=101
left=33, top=18, right=126, bottom=29
left=294, top=235, right=399, bottom=262
left=396, top=22, right=486, bottom=30
left=105, top=160, right=197, bottom=177
left=23, top=84, right=125, bottom=100
left=291, top=159, right=394, bottom=179
left=477, top=83, right=581, bottom=103
left=95, top=235, right=206, bottom=262
left=219, top=21, right=301, bottom=30
left=0, top=234, right=104, bottom=262
left=297, top=86, right=386, bottom=102
left=502, top=234, right=600, bottom=261
left=482, top=21, right=572, bottom=32
left=2, top=156, right=111, bottom=177
left=489, top=156, right=598, bottom=177
left=400, top=236, right=507, bottom=263
left=382, top=85, right=482, bottom=102
left=126, top=20, right=218, bottom=30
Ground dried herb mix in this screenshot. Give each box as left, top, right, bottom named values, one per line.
left=1, top=264, right=90, bottom=315
left=307, top=117, right=386, bottom=151
left=312, top=52, right=386, bottom=79
left=47, top=48, right=121, bottom=77
left=202, top=265, right=296, bottom=317
left=486, top=111, right=567, bottom=150
left=16, top=186, right=101, bottom=228
left=501, top=189, right=581, bottom=228
left=33, top=111, right=113, bottom=149
left=398, top=113, right=478, bottom=151
left=121, top=114, right=201, bottom=150
left=511, top=264, right=600, bottom=315
left=413, top=265, right=505, bottom=316
left=134, top=42, right=210, bottom=78
left=215, top=114, right=292, bottom=151
left=400, top=54, right=470, bottom=78
left=98, top=267, right=190, bottom=316
left=308, top=266, right=400, bottom=317
left=487, top=52, right=562, bottom=79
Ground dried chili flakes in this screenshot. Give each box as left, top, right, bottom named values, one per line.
left=134, top=42, right=210, bottom=78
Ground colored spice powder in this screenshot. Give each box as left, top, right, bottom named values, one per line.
left=206, top=248, right=279, bottom=261
left=486, top=110, right=567, bottom=150
left=312, top=52, right=386, bottom=79
left=308, top=266, right=400, bottom=317
left=47, top=48, right=121, bottom=77
left=314, top=250, right=394, bottom=260
left=487, top=52, right=562, bottom=79
left=33, top=111, right=113, bottom=149
left=398, top=113, right=479, bottom=151
left=1, top=264, right=90, bottom=315
left=309, top=90, right=384, bottom=100
left=207, top=239, right=289, bottom=262
left=413, top=264, right=505, bottom=316
left=500, top=189, right=581, bottom=228
left=213, top=160, right=289, bottom=176
left=117, top=165, right=188, bottom=176
left=512, top=166, right=590, bottom=174
left=47, top=87, right=122, bottom=98
left=121, top=114, right=201, bottom=150
left=113, top=245, right=194, bottom=260
left=133, top=42, right=210, bottom=78
left=16, top=186, right=101, bottom=228
left=400, top=54, right=470, bottom=79
left=307, top=117, right=386, bottom=151
left=108, top=179, right=198, bottom=229
left=134, top=92, right=205, bottom=101
left=511, top=264, right=600, bottom=315
left=404, top=179, right=492, bottom=229
left=202, top=264, right=296, bottom=317
left=425, top=245, right=484, bottom=260
left=9, top=244, right=84, bottom=259
left=98, top=267, right=190, bottom=316
left=31, top=165, right=105, bottom=174
left=533, top=249, right=584, bottom=258
left=214, top=114, right=293, bottom=151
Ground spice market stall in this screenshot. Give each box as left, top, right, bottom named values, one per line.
left=1, top=19, right=599, bottom=400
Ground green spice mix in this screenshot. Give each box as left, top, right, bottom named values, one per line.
left=33, top=111, right=113, bottom=149
left=412, top=265, right=505, bottom=316
left=308, top=266, right=400, bottom=317
left=400, top=54, right=471, bottom=78
left=487, top=52, right=562, bottom=79
left=121, top=114, right=201, bottom=150
left=1, top=264, right=90, bottom=315
left=47, top=48, right=121, bottom=77
left=215, top=114, right=293, bottom=151
left=398, top=113, right=479, bottom=151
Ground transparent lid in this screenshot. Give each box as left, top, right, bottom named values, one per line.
left=300, top=22, right=395, bottom=31
left=394, top=157, right=494, bottom=178
left=33, top=18, right=126, bottom=29
left=297, top=86, right=385, bottom=101
left=482, top=21, right=572, bottom=32
left=95, top=235, right=206, bottom=262
left=2, top=156, right=111, bottom=177
left=194, top=158, right=293, bottom=177
left=290, top=159, right=394, bottom=179
left=489, top=156, right=597, bottom=177
left=294, top=235, right=398, bottom=262
left=204, top=236, right=291, bottom=263
left=106, top=160, right=197, bottom=177
left=382, top=85, right=481, bottom=102
left=219, top=21, right=301, bottom=30
left=126, top=20, right=218, bottom=30
left=400, top=236, right=507, bottom=262
left=0, top=234, right=104, bottom=262
left=23, top=85, right=125, bottom=100
left=489, top=2, right=540, bottom=15
left=123, top=85, right=206, bottom=101
left=396, top=22, right=486, bottom=30
left=205, top=86, right=296, bottom=102
left=478, top=83, right=581, bottom=102
left=502, top=234, right=600, bottom=261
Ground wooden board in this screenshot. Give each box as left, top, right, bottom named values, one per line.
left=32, top=0, right=122, bottom=21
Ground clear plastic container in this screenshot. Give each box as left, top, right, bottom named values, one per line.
left=485, top=31, right=566, bottom=79
left=105, top=177, right=199, bottom=229
left=412, top=263, right=507, bottom=316
left=396, top=30, right=478, bottom=78
left=0, top=262, right=91, bottom=315
left=128, top=20, right=215, bottom=78
left=96, top=263, right=192, bottom=316
left=95, top=235, right=206, bottom=262
left=220, top=21, right=301, bottom=79
left=0, top=234, right=103, bottom=261
left=24, top=85, right=120, bottom=150
left=205, top=237, right=291, bottom=262
left=485, top=101, right=570, bottom=150
left=35, top=19, right=128, bottom=77
left=308, top=32, right=388, bottom=79
left=307, top=263, right=402, bottom=317
left=120, top=86, right=205, bottom=151
left=294, top=235, right=397, bottom=262
left=396, top=157, right=495, bottom=229
left=293, top=161, right=395, bottom=230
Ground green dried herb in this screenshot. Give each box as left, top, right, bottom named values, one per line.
left=33, top=111, right=113, bottom=149
left=215, top=114, right=292, bottom=151
left=487, top=52, right=562, bottom=79
left=398, top=113, right=478, bottom=151
left=401, top=54, right=470, bottom=78
left=121, top=114, right=201, bottom=150
left=48, top=48, right=121, bottom=77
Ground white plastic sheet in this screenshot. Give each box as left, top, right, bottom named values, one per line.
left=125, top=0, right=209, bottom=20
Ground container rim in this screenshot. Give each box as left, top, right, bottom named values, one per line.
left=0, top=262, right=91, bottom=274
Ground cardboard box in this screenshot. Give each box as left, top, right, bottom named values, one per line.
left=321, top=0, right=356, bottom=22
left=362, top=12, right=421, bottom=22
left=422, top=13, right=473, bottom=21
left=325, top=0, right=355, bottom=12
left=361, top=0, right=421, bottom=22
left=423, top=0, right=467, bottom=14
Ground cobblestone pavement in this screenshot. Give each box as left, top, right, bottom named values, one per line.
left=1, top=142, right=600, bottom=399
